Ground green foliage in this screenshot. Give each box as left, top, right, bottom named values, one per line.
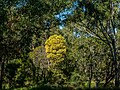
left=4, top=59, right=22, bottom=88
left=29, top=46, right=48, bottom=69
left=0, top=0, right=120, bottom=89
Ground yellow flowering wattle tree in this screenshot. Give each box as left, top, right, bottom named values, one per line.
left=45, top=34, right=67, bottom=68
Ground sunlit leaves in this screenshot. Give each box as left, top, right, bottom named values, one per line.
left=45, top=34, right=66, bottom=66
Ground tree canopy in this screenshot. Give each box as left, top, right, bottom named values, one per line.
left=0, top=0, right=120, bottom=90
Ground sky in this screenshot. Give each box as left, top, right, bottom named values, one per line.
left=15, top=0, right=119, bottom=36
left=15, top=0, right=79, bottom=30
left=16, top=0, right=28, bottom=8
left=55, top=1, right=79, bottom=29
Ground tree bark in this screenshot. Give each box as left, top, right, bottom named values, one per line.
left=0, top=61, right=2, bottom=90
left=112, top=38, right=119, bottom=87
left=110, top=0, right=119, bottom=87
left=88, top=63, right=92, bottom=89
left=0, top=60, right=4, bottom=90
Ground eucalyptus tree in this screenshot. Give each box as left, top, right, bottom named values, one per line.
left=67, top=0, right=120, bottom=87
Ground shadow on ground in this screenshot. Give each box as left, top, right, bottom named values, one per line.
left=29, top=85, right=120, bottom=90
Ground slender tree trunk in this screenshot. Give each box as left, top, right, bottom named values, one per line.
left=88, top=63, right=92, bottom=89
left=110, top=0, right=119, bottom=87
left=95, top=76, right=100, bottom=89
left=0, top=61, right=2, bottom=90
left=112, top=38, right=119, bottom=87
left=0, top=60, right=4, bottom=90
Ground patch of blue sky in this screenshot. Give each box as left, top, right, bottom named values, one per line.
left=72, top=0, right=79, bottom=9
left=55, top=0, right=79, bottom=20
left=55, top=8, right=73, bottom=21
left=16, top=0, right=28, bottom=8
left=82, top=6, right=86, bottom=12
left=115, top=28, right=118, bottom=34
left=84, top=33, right=93, bottom=38
left=73, top=31, right=81, bottom=37
left=58, top=20, right=65, bottom=30
left=59, top=24, right=65, bottom=30
left=55, top=0, right=79, bottom=29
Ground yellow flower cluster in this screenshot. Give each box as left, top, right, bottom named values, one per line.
left=45, top=34, right=66, bottom=64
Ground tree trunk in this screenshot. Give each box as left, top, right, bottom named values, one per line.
left=0, top=62, right=2, bottom=90
left=112, top=38, right=119, bottom=87
left=0, top=61, right=4, bottom=90
left=88, top=63, right=92, bottom=89
left=95, top=77, right=100, bottom=88
left=110, top=0, right=119, bottom=87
